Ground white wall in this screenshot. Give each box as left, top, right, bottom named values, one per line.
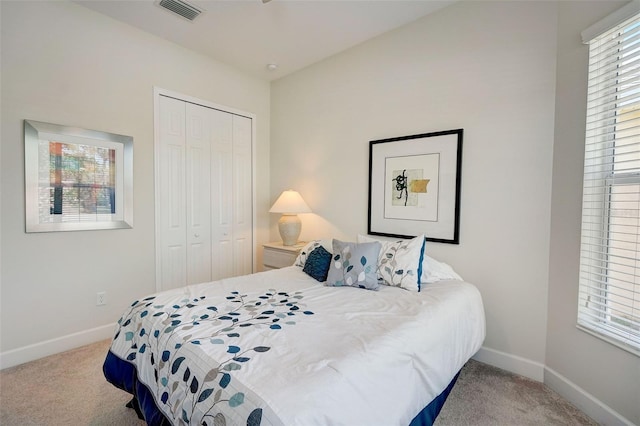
left=0, top=1, right=271, bottom=363
left=272, top=0, right=557, bottom=369
left=547, top=2, right=640, bottom=424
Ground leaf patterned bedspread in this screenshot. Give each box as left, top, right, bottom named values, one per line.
left=107, top=266, right=485, bottom=426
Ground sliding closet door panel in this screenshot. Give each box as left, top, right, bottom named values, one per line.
left=232, top=115, right=253, bottom=276
left=210, top=109, right=234, bottom=280
left=186, top=103, right=212, bottom=285
left=159, top=96, right=187, bottom=290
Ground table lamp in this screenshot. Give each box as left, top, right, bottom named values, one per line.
left=269, top=190, right=311, bottom=246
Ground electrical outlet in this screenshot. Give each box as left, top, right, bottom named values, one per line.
left=96, top=291, right=106, bottom=306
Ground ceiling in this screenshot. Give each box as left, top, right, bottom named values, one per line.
left=75, top=0, right=455, bottom=81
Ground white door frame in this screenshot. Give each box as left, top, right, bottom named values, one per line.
left=153, top=87, right=257, bottom=292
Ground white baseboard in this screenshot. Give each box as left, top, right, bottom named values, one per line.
left=472, top=345, right=545, bottom=382
left=544, top=366, right=635, bottom=426
left=0, top=323, right=115, bottom=370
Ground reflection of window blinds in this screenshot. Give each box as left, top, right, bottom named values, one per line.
left=48, top=142, right=116, bottom=221
left=578, top=12, right=640, bottom=354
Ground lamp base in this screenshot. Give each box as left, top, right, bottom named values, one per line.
left=278, top=214, right=301, bottom=246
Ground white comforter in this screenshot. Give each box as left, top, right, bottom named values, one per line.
left=109, top=266, right=485, bottom=426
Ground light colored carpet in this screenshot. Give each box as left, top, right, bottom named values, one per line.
left=0, top=340, right=144, bottom=426
left=434, top=359, right=597, bottom=426
left=0, top=339, right=597, bottom=425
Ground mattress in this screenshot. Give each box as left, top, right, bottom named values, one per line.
left=104, top=266, right=485, bottom=425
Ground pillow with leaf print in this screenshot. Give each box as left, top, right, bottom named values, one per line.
left=326, top=239, right=381, bottom=290
left=357, top=234, right=425, bottom=292
left=294, top=240, right=332, bottom=267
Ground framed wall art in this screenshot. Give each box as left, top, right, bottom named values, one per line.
left=24, top=119, right=133, bottom=233
left=368, top=129, right=463, bottom=244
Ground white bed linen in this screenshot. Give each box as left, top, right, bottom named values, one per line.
left=109, top=266, right=485, bottom=426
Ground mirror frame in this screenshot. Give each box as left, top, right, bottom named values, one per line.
left=24, top=120, right=133, bottom=232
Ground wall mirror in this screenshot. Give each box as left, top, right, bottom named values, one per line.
left=24, top=120, right=133, bottom=232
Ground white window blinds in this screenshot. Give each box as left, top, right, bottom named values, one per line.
left=579, top=11, right=640, bottom=355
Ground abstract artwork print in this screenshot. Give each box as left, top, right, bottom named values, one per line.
left=385, top=153, right=439, bottom=222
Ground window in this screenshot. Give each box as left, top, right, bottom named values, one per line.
left=579, top=10, right=640, bottom=355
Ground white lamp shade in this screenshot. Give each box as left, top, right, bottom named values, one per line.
left=269, top=190, right=311, bottom=214
left=270, top=190, right=310, bottom=246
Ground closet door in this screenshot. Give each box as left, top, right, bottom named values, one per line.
left=185, top=103, right=212, bottom=285
left=232, top=115, right=253, bottom=276
left=156, top=92, right=254, bottom=290
left=158, top=98, right=213, bottom=289
left=210, top=113, right=253, bottom=279
left=158, top=96, right=187, bottom=290
left=210, top=109, right=234, bottom=280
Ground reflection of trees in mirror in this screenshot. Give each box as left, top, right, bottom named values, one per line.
left=47, top=141, right=116, bottom=217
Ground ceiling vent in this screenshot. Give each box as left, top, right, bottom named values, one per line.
left=157, top=0, right=203, bottom=21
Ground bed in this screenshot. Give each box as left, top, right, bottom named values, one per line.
left=103, top=241, right=485, bottom=426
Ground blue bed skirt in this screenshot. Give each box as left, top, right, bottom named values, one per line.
left=409, top=371, right=459, bottom=426
left=104, top=350, right=459, bottom=426
left=104, top=350, right=171, bottom=425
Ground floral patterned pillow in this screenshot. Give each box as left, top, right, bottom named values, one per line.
left=325, top=239, right=381, bottom=290
left=294, top=240, right=331, bottom=267
left=357, top=234, right=425, bottom=292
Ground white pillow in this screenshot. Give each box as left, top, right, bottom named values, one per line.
left=294, top=240, right=332, bottom=267
left=422, top=254, right=463, bottom=283
left=357, top=234, right=425, bottom=292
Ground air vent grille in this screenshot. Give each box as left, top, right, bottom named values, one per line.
left=158, top=0, right=202, bottom=21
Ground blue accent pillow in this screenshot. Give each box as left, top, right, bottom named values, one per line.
left=326, top=239, right=381, bottom=290
left=302, top=246, right=332, bottom=282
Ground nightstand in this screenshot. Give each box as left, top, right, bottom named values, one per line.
left=262, top=241, right=306, bottom=270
